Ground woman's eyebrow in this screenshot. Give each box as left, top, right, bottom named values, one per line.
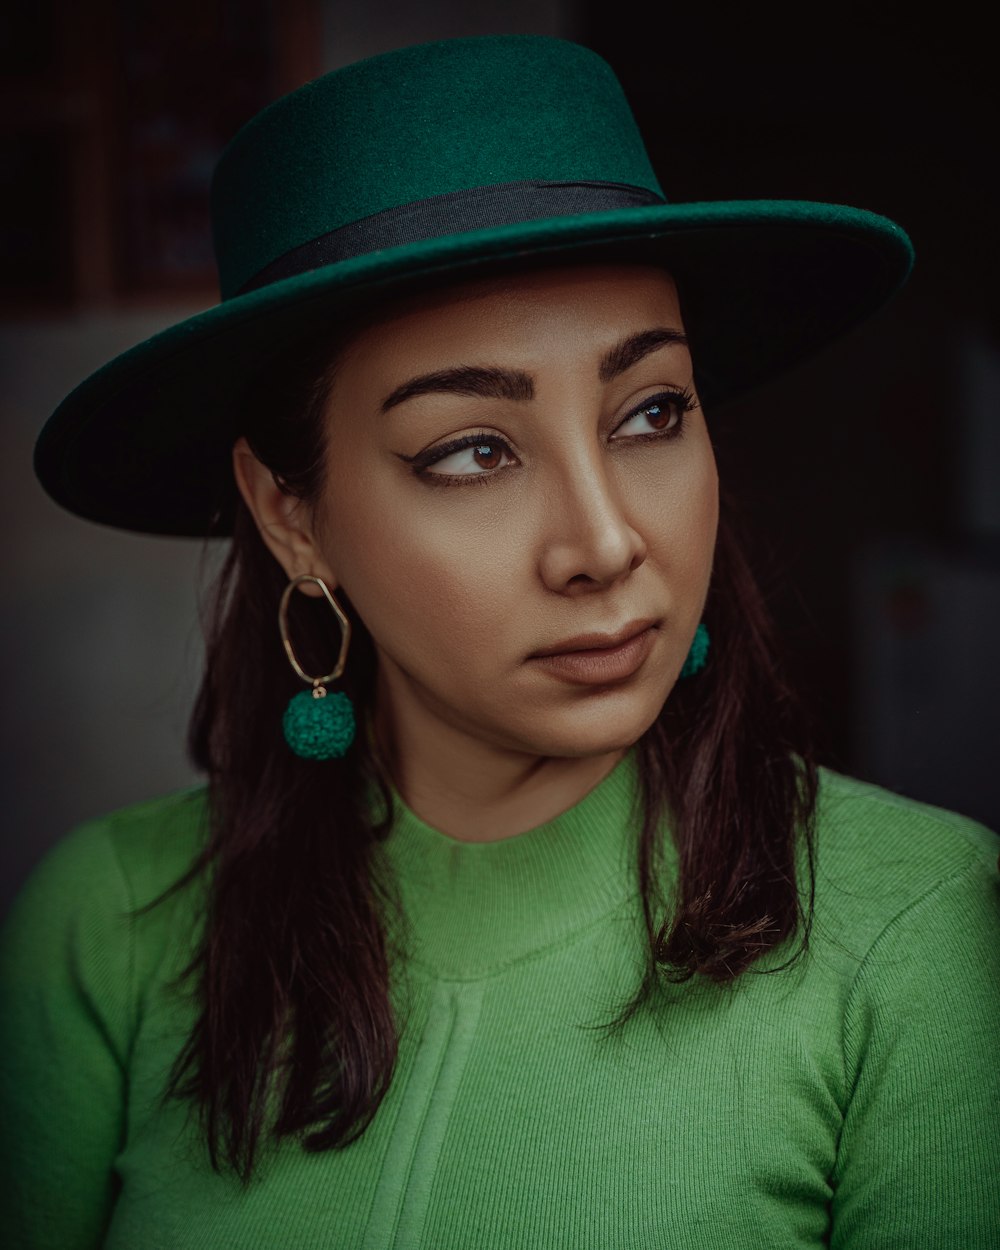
left=379, top=326, right=687, bottom=414
left=598, top=326, right=687, bottom=383
left=380, top=364, right=533, bottom=414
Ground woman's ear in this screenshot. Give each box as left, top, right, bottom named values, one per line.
left=231, top=436, right=337, bottom=594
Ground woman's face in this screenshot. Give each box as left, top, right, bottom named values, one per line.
left=280, top=263, right=717, bottom=760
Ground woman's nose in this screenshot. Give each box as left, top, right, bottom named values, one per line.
left=537, top=451, right=647, bottom=592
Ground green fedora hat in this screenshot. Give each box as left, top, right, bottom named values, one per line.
left=34, top=33, right=913, bottom=537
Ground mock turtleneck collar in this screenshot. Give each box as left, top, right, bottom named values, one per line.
left=371, top=747, right=656, bottom=980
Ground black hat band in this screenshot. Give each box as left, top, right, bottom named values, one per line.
left=237, top=179, right=666, bottom=296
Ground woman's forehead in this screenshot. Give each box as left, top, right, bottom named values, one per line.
left=336, top=263, right=683, bottom=366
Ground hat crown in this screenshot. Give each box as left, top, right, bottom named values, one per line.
left=211, top=35, right=664, bottom=299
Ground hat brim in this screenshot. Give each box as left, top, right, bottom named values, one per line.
left=34, top=198, right=913, bottom=536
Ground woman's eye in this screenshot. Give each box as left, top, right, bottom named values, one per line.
left=423, top=437, right=515, bottom=477
left=612, top=390, right=693, bottom=439
left=411, top=388, right=694, bottom=485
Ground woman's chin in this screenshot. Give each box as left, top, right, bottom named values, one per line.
left=497, top=693, right=667, bottom=760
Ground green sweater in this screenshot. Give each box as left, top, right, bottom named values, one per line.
left=2, top=751, right=998, bottom=1248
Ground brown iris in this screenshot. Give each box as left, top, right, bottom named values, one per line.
left=644, top=400, right=675, bottom=431
left=472, top=442, right=503, bottom=469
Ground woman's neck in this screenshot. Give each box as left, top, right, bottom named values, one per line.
left=368, top=690, right=627, bottom=844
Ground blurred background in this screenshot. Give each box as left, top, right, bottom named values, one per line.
left=2, top=0, right=998, bottom=913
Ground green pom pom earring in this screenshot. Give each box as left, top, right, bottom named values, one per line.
left=279, top=574, right=356, bottom=760
left=679, top=621, right=710, bottom=679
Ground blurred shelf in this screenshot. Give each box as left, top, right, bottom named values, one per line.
left=0, top=0, right=321, bottom=315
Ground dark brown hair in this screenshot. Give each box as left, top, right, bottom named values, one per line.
left=147, top=301, right=819, bottom=1185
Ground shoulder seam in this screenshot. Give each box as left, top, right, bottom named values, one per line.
left=819, top=769, right=998, bottom=853
left=839, top=855, right=993, bottom=1093
left=71, top=786, right=208, bottom=1061
left=99, top=824, right=139, bottom=1068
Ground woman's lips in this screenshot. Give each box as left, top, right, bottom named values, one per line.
left=527, top=623, right=658, bottom=685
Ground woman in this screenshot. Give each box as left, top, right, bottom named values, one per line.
left=3, top=34, right=998, bottom=1249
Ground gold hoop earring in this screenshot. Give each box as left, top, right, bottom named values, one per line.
left=279, top=574, right=356, bottom=759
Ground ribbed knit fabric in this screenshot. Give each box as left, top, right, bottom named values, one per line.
left=2, top=750, right=998, bottom=1248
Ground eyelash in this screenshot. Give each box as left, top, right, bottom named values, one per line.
left=404, top=388, right=697, bottom=487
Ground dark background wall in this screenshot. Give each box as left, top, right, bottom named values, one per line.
left=2, top=0, right=998, bottom=914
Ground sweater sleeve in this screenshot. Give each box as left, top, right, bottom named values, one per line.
left=0, top=820, right=136, bottom=1250
left=830, top=853, right=1000, bottom=1249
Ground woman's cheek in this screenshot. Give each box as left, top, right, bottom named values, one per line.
left=350, top=531, right=486, bottom=658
